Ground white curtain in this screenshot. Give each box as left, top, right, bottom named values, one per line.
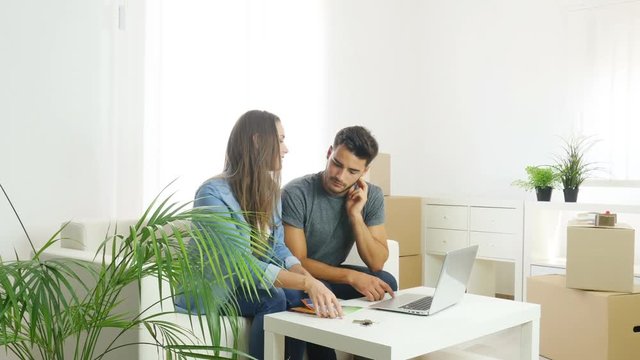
left=143, top=0, right=329, bottom=204
left=568, top=0, right=640, bottom=180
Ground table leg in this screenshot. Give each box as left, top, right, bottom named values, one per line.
left=264, top=330, right=285, bottom=360
left=520, top=318, right=540, bottom=360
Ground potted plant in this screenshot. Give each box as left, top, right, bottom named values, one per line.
left=0, top=183, right=268, bottom=359
left=512, top=165, right=558, bottom=201
left=552, top=137, right=597, bottom=202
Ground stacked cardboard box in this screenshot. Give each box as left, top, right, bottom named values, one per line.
left=365, top=152, right=390, bottom=196
left=384, top=196, right=423, bottom=289
left=528, top=275, right=640, bottom=360
left=527, top=223, right=639, bottom=360
left=566, top=223, right=635, bottom=292
left=367, top=153, right=423, bottom=289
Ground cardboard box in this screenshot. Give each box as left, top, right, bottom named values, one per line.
left=527, top=275, right=640, bottom=360
left=399, top=255, right=423, bottom=289
left=384, top=196, right=423, bottom=256
left=567, top=223, right=635, bottom=292
left=365, top=152, right=390, bottom=195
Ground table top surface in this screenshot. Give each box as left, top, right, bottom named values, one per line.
left=265, top=287, right=540, bottom=359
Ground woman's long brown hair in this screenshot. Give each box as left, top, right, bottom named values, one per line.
left=224, top=110, right=282, bottom=233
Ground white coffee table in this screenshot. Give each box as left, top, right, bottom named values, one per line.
left=264, top=287, right=540, bottom=360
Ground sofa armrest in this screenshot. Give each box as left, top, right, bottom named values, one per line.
left=60, top=219, right=137, bottom=252
left=343, top=239, right=400, bottom=285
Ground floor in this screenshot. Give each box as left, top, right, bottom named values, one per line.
left=408, top=326, right=550, bottom=359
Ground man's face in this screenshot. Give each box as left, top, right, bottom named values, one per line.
left=322, top=144, right=368, bottom=195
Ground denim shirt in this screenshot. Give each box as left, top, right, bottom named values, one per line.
left=193, top=177, right=300, bottom=289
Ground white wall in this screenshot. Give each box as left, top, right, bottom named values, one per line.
left=0, top=1, right=144, bottom=260
left=5, top=0, right=632, bottom=260
left=322, top=0, right=575, bottom=200
left=323, top=0, right=427, bottom=186
left=143, top=0, right=329, bottom=204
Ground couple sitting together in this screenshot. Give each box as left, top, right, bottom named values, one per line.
left=175, top=110, right=398, bottom=360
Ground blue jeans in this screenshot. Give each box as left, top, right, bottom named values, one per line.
left=284, top=265, right=398, bottom=360
left=236, top=287, right=305, bottom=360
left=175, top=287, right=305, bottom=360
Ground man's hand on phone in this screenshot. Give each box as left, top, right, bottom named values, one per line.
left=346, top=178, right=367, bottom=217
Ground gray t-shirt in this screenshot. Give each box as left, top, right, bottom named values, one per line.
left=282, top=172, right=385, bottom=266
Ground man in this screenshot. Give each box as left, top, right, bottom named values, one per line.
left=282, top=125, right=397, bottom=304
left=282, top=126, right=397, bottom=359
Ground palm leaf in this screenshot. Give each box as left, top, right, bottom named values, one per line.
left=1, top=186, right=268, bottom=360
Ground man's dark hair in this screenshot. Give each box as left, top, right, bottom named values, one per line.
left=333, top=126, right=379, bottom=166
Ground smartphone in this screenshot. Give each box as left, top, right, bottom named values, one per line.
left=352, top=177, right=364, bottom=191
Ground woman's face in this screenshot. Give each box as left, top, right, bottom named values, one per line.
left=276, top=121, right=289, bottom=159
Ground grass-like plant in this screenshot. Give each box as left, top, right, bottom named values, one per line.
left=0, top=183, right=269, bottom=360
left=552, top=137, right=597, bottom=190
left=512, top=166, right=558, bottom=191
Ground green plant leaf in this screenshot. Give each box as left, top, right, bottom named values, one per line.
left=512, top=165, right=558, bottom=191
left=1, top=186, right=269, bottom=360
left=552, top=136, right=599, bottom=189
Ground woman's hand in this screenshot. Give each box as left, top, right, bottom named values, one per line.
left=303, top=276, right=344, bottom=318
left=289, top=263, right=311, bottom=277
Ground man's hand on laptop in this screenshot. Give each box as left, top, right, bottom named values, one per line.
left=349, top=271, right=395, bottom=301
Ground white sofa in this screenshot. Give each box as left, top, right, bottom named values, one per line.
left=52, top=220, right=399, bottom=359
left=139, top=239, right=400, bottom=360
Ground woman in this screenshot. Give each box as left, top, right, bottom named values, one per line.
left=180, top=110, right=342, bottom=360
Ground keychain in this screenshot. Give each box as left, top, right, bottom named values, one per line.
left=353, top=319, right=373, bottom=326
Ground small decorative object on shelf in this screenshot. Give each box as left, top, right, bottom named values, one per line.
left=512, top=165, right=558, bottom=201
left=552, top=136, right=598, bottom=203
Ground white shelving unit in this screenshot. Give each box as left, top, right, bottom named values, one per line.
left=523, top=201, right=640, bottom=300
left=423, top=198, right=524, bottom=301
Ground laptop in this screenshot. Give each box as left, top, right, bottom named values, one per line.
left=370, top=245, right=479, bottom=316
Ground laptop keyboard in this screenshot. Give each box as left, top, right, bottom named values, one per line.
left=400, top=296, right=433, bottom=311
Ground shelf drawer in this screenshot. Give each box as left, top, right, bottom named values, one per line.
left=470, top=232, right=518, bottom=260
left=425, top=205, right=468, bottom=230
left=425, top=228, right=468, bottom=254
left=469, top=207, right=520, bottom=234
